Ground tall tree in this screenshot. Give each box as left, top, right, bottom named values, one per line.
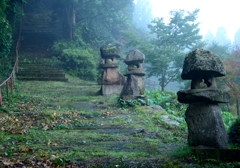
left=0, top=0, right=12, bottom=59
left=204, top=31, right=215, bottom=43
left=145, top=9, right=204, bottom=91
left=133, top=0, right=153, bottom=30
left=233, top=28, right=240, bottom=46
left=0, top=0, right=25, bottom=81
left=51, top=0, right=134, bottom=46
left=205, top=41, right=230, bottom=60
left=215, top=26, right=231, bottom=45
left=218, top=45, right=240, bottom=114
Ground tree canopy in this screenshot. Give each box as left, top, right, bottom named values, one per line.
left=0, top=0, right=12, bottom=58
left=215, top=27, right=232, bottom=46
left=0, top=0, right=25, bottom=81
left=205, top=41, right=230, bottom=60
left=124, top=9, right=204, bottom=91
left=234, top=28, right=240, bottom=46
left=49, top=0, right=133, bottom=47
left=133, top=0, right=153, bottom=30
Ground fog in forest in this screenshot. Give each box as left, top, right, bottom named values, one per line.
left=133, top=0, right=240, bottom=91
left=1, top=0, right=240, bottom=91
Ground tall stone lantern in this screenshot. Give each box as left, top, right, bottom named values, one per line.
left=177, top=48, right=229, bottom=149
left=98, top=45, right=125, bottom=95
left=120, top=50, right=146, bottom=100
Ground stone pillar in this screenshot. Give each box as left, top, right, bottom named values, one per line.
left=98, top=45, right=125, bottom=95
left=120, top=50, right=146, bottom=100
left=177, top=48, right=229, bottom=149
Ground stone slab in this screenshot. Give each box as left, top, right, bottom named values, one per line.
left=101, top=85, right=124, bottom=95
left=177, top=89, right=230, bottom=104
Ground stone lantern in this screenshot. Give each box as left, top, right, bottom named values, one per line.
left=98, top=45, right=125, bottom=95
left=177, top=48, right=229, bottom=149
left=120, top=50, right=146, bottom=100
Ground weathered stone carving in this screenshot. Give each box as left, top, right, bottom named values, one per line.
left=98, top=45, right=125, bottom=95
left=120, top=50, right=146, bottom=100
left=177, top=48, right=229, bottom=149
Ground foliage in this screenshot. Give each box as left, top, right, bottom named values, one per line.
left=123, top=9, right=205, bottom=91
left=204, top=31, right=215, bottom=43
left=0, top=55, right=15, bottom=83
left=228, top=117, right=240, bottom=145
left=205, top=27, right=232, bottom=45
left=234, top=28, right=240, bottom=46
left=145, top=89, right=171, bottom=106
left=205, top=41, right=230, bottom=60
left=119, top=89, right=187, bottom=117
left=146, top=9, right=205, bottom=91
left=118, top=96, right=147, bottom=107
left=221, top=112, right=237, bottom=132
left=167, top=146, right=193, bottom=158
left=217, top=44, right=240, bottom=114
left=50, top=0, right=134, bottom=47
left=215, top=26, right=232, bottom=46
left=146, top=90, right=187, bottom=116
left=133, top=0, right=153, bottom=30
left=0, top=0, right=25, bottom=82
left=52, top=38, right=98, bottom=80
left=0, top=0, right=12, bottom=59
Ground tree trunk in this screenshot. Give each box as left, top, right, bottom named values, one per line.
left=237, top=98, right=240, bottom=116
left=72, top=8, right=76, bottom=39
left=161, top=73, right=165, bottom=91
left=64, top=3, right=72, bottom=39
left=226, top=104, right=230, bottom=113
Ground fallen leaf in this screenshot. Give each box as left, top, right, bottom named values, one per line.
left=2, top=160, right=14, bottom=166
left=21, top=146, right=30, bottom=152
left=43, top=125, right=48, bottom=131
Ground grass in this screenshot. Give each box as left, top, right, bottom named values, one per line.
left=0, top=75, right=239, bottom=167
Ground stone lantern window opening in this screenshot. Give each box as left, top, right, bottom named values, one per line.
left=127, top=63, right=143, bottom=71
left=105, top=57, right=117, bottom=64
left=191, top=75, right=216, bottom=89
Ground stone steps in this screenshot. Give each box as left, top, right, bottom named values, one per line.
left=17, top=19, right=66, bottom=81
left=17, top=77, right=68, bottom=81
left=17, top=58, right=68, bottom=82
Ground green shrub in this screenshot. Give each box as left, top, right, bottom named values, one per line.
left=228, top=117, right=240, bottom=145
left=221, top=112, right=237, bottom=132
left=118, top=97, right=147, bottom=107
left=145, top=90, right=187, bottom=116
left=52, top=40, right=98, bottom=81
left=0, top=56, right=14, bottom=83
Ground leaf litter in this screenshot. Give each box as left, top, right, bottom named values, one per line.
left=0, top=79, right=203, bottom=167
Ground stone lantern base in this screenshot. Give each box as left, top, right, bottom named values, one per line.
left=120, top=75, right=145, bottom=100
left=100, top=85, right=124, bottom=95
left=185, top=102, right=228, bottom=149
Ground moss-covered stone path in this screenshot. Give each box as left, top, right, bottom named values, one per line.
left=0, top=75, right=199, bottom=167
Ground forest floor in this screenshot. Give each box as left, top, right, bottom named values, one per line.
left=0, top=75, right=235, bottom=167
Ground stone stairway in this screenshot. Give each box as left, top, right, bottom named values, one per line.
left=16, top=8, right=67, bottom=82
left=17, top=57, right=68, bottom=81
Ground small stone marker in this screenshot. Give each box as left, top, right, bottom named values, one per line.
left=120, top=50, right=146, bottom=100
left=98, top=45, right=125, bottom=95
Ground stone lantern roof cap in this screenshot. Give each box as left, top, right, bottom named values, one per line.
left=100, top=45, right=120, bottom=58
left=181, top=48, right=226, bottom=80
left=124, top=50, right=145, bottom=65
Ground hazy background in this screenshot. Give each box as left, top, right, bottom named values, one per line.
left=148, top=0, right=239, bottom=42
